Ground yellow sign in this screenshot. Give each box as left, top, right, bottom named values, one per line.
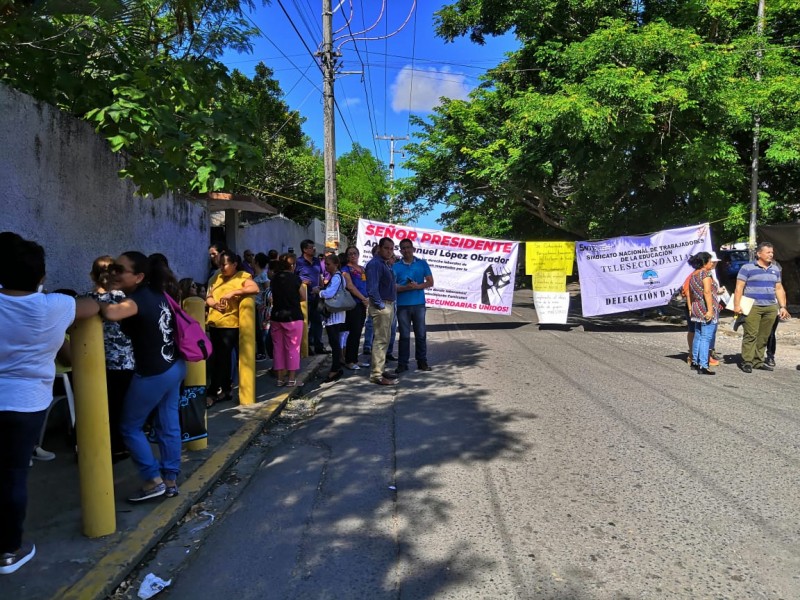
left=525, top=242, right=575, bottom=275
left=533, top=271, right=567, bottom=292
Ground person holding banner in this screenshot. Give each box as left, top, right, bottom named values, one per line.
left=366, top=238, right=399, bottom=386
left=733, top=242, right=788, bottom=373
left=393, top=239, right=434, bottom=373
left=688, top=252, right=721, bottom=375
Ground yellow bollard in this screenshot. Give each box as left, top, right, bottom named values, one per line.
left=183, top=297, right=208, bottom=450
left=238, top=296, right=256, bottom=405
left=300, top=298, right=309, bottom=358
left=70, top=315, right=115, bottom=538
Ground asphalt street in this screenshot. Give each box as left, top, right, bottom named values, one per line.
left=162, top=291, right=800, bottom=599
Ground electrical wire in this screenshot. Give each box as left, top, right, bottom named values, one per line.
left=406, top=1, right=418, bottom=134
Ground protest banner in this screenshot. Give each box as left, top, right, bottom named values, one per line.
left=576, top=223, right=712, bottom=317
left=533, top=271, right=567, bottom=292
left=356, top=219, right=519, bottom=315
left=534, top=292, right=570, bottom=324
left=525, top=242, right=575, bottom=275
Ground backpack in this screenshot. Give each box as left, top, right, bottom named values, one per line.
left=163, top=293, right=213, bottom=362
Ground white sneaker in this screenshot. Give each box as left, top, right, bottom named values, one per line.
left=32, top=446, right=55, bottom=461
left=358, top=361, right=370, bottom=368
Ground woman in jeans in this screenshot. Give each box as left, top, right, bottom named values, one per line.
left=688, top=251, right=721, bottom=375
left=99, top=252, right=186, bottom=501
left=0, top=233, right=99, bottom=574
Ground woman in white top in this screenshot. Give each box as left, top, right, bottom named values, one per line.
left=0, top=232, right=98, bottom=575
left=319, top=253, right=348, bottom=383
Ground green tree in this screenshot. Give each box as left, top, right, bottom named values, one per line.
left=402, top=0, right=800, bottom=240
left=335, top=143, right=391, bottom=240
left=0, top=1, right=267, bottom=197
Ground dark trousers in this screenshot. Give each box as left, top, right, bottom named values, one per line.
left=344, top=303, right=367, bottom=364
left=0, top=409, right=47, bottom=553
left=766, top=315, right=780, bottom=359
left=208, top=327, right=239, bottom=397
left=308, top=294, right=324, bottom=351
left=107, top=370, right=133, bottom=455
left=256, top=310, right=266, bottom=356
left=326, top=323, right=343, bottom=372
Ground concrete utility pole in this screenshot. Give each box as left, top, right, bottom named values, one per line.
left=749, top=0, right=766, bottom=259
left=376, top=134, right=408, bottom=222
left=320, top=0, right=340, bottom=250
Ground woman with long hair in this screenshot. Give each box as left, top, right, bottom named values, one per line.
left=270, top=258, right=306, bottom=386
left=340, top=246, right=369, bottom=371
left=205, top=250, right=258, bottom=407
left=178, top=278, right=198, bottom=303
left=99, top=252, right=185, bottom=501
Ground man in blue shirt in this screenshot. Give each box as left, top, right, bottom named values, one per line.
left=393, top=238, right=434, bottom=373
left=733, top=242, right=789, bottom=372
left=366, top=237, right=398, bottom=385
left=295, top=239, right=327, bottom=354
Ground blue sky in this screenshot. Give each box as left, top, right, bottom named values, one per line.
left=221, top=1, right=518, bottom=229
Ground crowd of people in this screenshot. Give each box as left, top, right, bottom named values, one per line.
left=0, top=231, right=436, bottom=575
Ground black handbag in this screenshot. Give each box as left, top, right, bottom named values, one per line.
left=323, top=273, right=356, bottom=312
left=179, top=385, right=208, bottom=442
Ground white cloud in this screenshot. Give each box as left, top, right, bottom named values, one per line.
left=390, top=65, right=472, bottom=113
left=342, top=97, right=361, bottom=108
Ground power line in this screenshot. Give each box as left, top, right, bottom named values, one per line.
left=274, top=0, right=324, bottom=75
left=406, top=1, right=418, bottom=135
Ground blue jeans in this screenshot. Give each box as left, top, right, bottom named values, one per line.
left=692, top=321, right=717, bottom=369
left=121, top=360, right=186, bottom=482
left=397, top=304, right=427, bottom=367
left=0, top=409, right=46, bottom=552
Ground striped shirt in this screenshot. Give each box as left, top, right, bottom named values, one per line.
left=737, top=261, right=781, bottom=306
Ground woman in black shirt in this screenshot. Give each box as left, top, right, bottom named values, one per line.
left=269, top=258, right=306, bottom=387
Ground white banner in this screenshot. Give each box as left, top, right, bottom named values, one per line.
left=356, top=219, right=519, bottom=315
left=534, top=292, right=570, bottom=324
left=576, top=223, right=712, bottom=317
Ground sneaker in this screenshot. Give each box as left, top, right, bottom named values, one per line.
left=127, top=482, right=166, bottom=503
left=765, top=356, right=776, bottom=367
left=417, top=361, right=432, bottom=372
left=756, top=364, right=774, bottom=372
left=698, top=367, right=716, bottom=375
left=0, top=542, right=35, bottom=575
left=708, top=357, right=720, bottom=367
left=385, top=354, right=397, bottom=362
left=382, top=371, right=399, bottom=380
left=395, top=365, right=409, bottom=374
left=344, top=363, right=360, bottom=371
left=256, top=353, right=267, bottom=361
left=358, top=361, right=371, bottom=368
left=165, top=485, right=179, bottom=498
left=741, top=363, right=753, bottom=373
left=32, top=446, right=55, bottom=461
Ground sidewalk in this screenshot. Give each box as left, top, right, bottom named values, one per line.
left=0, top=355, right=327, bottom=600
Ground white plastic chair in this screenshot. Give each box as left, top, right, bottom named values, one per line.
left=38, top=373, right=75, bottom=448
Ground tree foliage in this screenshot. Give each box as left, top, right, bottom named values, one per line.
left=402, top=0, right=800, bottom=240
left=335, top=143, right=391, bottom=240
left=0, top=0, right=269, bottom=197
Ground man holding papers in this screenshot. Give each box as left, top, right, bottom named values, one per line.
left=733, top=242, right=789, bottom=373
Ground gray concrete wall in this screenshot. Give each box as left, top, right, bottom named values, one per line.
left=238, top=217, right=347, bottom=257
left=0, top=84, right=208, bottom=292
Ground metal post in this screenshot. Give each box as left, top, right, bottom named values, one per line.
left=321, top=0, right=340, bottom=250
left=183, top=297, right=208, bottom=450
left=376, top=134, right=409, bottom=222
left=749, top=0, right=766, bottom=260
left=238, top=296, right=256, bottom=406
left=70, top=316, right=115, bottom=537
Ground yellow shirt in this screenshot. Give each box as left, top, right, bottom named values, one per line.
left=207, top=271, right=252, bottom=328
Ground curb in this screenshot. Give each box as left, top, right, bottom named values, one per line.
left=54, top=355, right=328, bottom=600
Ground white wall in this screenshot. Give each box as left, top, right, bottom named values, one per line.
left=237, top=217, right=347, bottom=257
left=0, top=84, right=209, bottom=292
